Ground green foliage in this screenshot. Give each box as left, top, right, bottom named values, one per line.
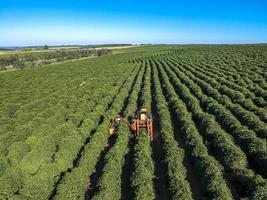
left=0, top=168, right=23, bottom=198
left=0, top=45, right=266, bottom=199
left=130, top=62, right=155, bottom=200
left=55, top=63, right=142, bottom=200
left=43, top=45, right=49, bottom=50
left=0, top=155, right=9, bottom=176
left=0, top=48, right=112, bottom=70
left=154, top=59, right=234, bottom=200
left=92, top=60, right=145, bottom=200
left=131, top=132, right=155, bottom=200
left=0, top=52, right=136, bottom=199
left=164, top=57, right=267, bottom=177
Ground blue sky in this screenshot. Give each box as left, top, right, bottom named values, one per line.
left=0, top=0, right=267, bottom=46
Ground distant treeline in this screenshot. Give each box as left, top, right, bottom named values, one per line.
left=0, top=44, right=133, bottom=50
left=0, top=48, right=112, bottom=70
left=81, top=44, right=132, bottom=48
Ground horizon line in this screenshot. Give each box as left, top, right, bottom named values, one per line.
left=1, top=42, right=267, bottom=49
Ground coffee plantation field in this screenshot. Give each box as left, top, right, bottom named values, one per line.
left=0, top=45, right=266, bottom=200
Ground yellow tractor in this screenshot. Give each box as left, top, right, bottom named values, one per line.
left=109, top=107, right=153, bottom=140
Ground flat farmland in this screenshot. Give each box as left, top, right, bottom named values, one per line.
left=0, top=45, right=266, bottom=200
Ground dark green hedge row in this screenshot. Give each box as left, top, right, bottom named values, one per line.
left=154, top=59, right=234, bottom=200
left=0, top=61, right=127, bottom=148
left=159, top=59, right=267, bottom=199
left=165, top=52, right=267, bottom=109
left=131, top=62, right=155, bottom=200
left=54, top=64, right=142, bottom=200
left=91, top=63, right=145, bottom=200
left=152, top=62, right=193, bottom=200
left=169, top=47, right=267, bottom=95
left=181, top=58, right=255, bottom=97
left=0, top=78, right=111, bottom=156
left=180, top=55, right=267, bottom=101
left=166, top=58, right=267, bottom=139
left=139, top=60, right=152, bottom=114
left=0, top=63, right=136, bottom=199
left=131, top=130, right=155, bottom=200
left=163, top=58, right=267, bottom=178
left=173, top=57, right=267, bottom=122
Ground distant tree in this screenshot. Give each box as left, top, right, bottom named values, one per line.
left=43, top=45, right=49, bottom=50
left=96, top=48, right=112, bottom=56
